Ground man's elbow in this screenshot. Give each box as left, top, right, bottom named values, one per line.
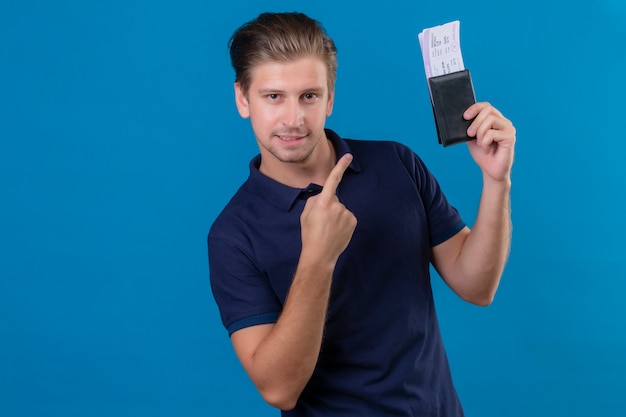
left=456, top=274, right=500, bottom=306
left=260, top=387, right=300, bottom=411
left=466, top=291, right=495, bottom=307
left=466, top=266, right=505, bottom=306
left=462, top=283, right=498, bottom=306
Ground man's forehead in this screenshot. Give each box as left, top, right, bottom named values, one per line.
left=249, top=57, right=329, bottom=91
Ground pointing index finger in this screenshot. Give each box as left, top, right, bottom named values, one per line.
left=321, top=153, right=353, bottom=197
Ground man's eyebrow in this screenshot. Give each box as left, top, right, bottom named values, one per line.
left=303, top=88, right=325, bottom=94
left=257, top=88, right=285, bottom=94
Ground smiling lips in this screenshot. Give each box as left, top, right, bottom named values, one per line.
left=276, top=133, right=308, bottom=142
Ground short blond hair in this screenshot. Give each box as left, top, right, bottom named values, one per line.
left=229, top=12, right=338, bottom=95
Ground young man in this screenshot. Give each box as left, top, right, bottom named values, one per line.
left=208, top=12, right=515, bottom=417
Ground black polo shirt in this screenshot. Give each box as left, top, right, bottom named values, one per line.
left=209, top=129, right=466, bottom=416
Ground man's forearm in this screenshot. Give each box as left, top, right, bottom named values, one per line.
left=456, top=175, right=511, bottom=305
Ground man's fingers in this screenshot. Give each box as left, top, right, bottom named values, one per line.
left=321, top=153, right=353, bottom=197
left=465, top=102, right=506, bottom=138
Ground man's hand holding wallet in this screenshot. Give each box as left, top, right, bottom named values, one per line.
left=418, top=21, right=516, bottom=187
left=418, top=21, right=476, bottom=147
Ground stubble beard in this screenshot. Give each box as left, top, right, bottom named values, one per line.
left=264, top=128, right=316, bottom=164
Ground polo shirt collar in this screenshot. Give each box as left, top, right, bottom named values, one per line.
left=246, top=129, right=361, bottom=212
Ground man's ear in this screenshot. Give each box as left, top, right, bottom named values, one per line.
left=234, top=82, right=250, bottom=119
left=326, top=89, right=335, bottom=117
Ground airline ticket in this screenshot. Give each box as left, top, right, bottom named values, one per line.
left=418, top=20, right=465, bottom=80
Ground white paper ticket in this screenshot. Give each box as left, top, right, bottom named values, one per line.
left=418, top=20, right=465, bottom=79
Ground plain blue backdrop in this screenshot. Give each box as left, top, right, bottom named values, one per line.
left=2, top=0, right=625, bottom=416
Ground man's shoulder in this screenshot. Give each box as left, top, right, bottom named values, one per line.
left=344, top=137, right=411, bottom=152
left=208, top=179, right=255, bottom=238
left=342, top=136, right=422, bottom=170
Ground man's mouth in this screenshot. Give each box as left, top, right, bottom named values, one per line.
left=276, top=133, right=307, bottom=142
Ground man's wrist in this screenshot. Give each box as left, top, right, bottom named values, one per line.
left=482, top=174, right=512, bottom=193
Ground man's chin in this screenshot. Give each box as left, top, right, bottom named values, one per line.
left=270, top=149, right=313, bottom=164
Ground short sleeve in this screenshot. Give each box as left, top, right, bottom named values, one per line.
left=208, top=234, right=281, bottom=335
left=407, top=151, right=466, bottom=246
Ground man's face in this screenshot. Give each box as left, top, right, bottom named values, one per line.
left=234, top=56, right=334, bottom=170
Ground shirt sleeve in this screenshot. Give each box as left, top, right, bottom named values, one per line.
left=208, top=233, right=281, bottom=336
left=408, top=150, right=466, bottom=246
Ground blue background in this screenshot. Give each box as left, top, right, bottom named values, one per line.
left=2, top=0, right=625, bottom=416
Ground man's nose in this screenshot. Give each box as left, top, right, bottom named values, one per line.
left=282, top=100, right=304, bottom=127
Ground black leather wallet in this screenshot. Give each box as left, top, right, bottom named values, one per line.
left=428, top=69, right=476, bottom=147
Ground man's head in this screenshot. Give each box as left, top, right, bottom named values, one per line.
left=229, top=12, right=338, bottom=96
left=229, top=13, right=340, bottom=182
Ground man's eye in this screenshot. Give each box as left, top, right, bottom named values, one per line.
left=303, top=93, right=318, bottom=101
left=267, top=94, right=280, bottom=101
